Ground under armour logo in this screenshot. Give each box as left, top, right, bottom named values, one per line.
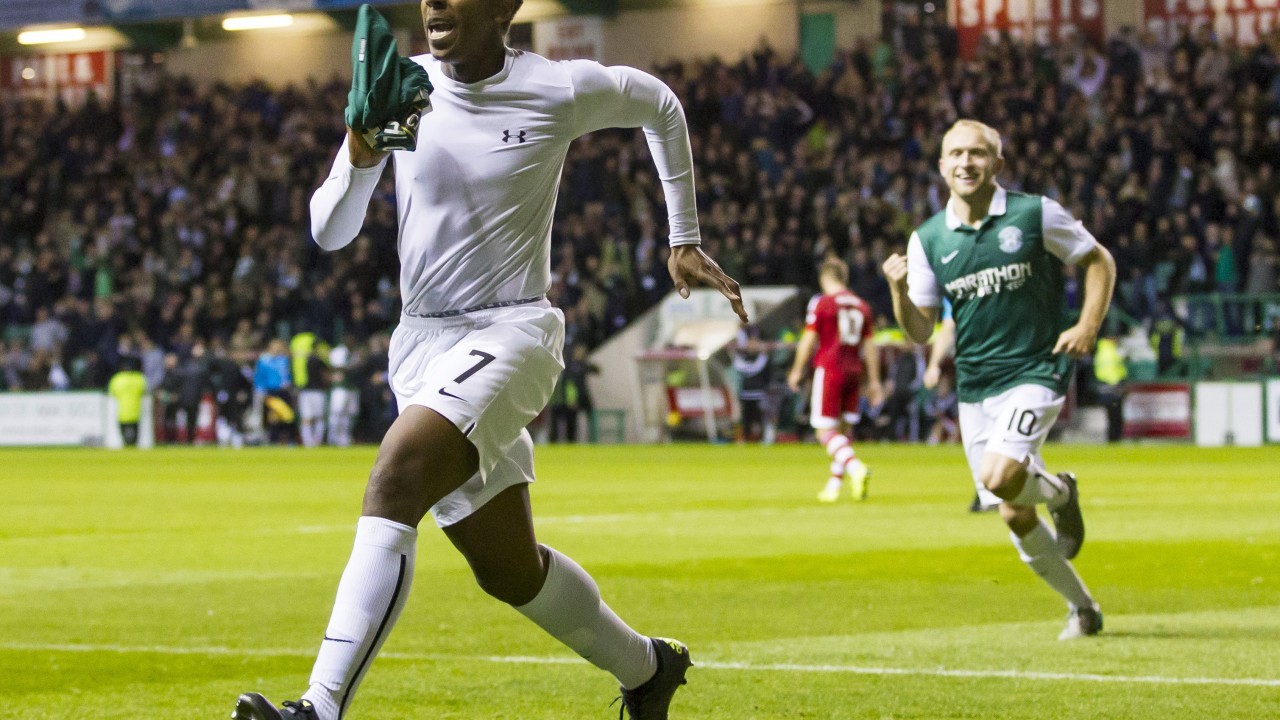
left=503, top=129, right=527, bottom=144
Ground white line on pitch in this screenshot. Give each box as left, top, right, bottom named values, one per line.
left=690, top=661, right=1280, bottom=687
left=3, top=642, right=1278, bottom=688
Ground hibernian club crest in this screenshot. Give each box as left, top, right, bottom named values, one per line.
left=998, top=226, right=1023, bottom=253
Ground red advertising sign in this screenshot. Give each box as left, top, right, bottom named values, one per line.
left=1, top=51, right=115, bottom=104
left=950, top=0, right=1105, bottom=57
left=1122, top=382, right=1193, bottom=439
left=1145, top=0, right=1280, bottom=46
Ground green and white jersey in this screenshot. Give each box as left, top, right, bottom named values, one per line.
left=906, top=186, right=1097, bottom=403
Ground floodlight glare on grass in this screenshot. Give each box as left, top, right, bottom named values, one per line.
left=18, top=27, right=87, bottom=45
left=222, top=14, right=294, bottom=31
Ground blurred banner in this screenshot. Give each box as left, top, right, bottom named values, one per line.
left=949, top=0, right=1104, bottom=57
left=1122, top=382, right=1191, bottom=439
left=1144, top=0, right=1279, bottom=46
left=0, top=50, right=115, bottom=104
left=0, top=392, right=112, bottom=446
left=534, top=15, right=604, bottom=61
left=2, top=0, right=361, bottom=30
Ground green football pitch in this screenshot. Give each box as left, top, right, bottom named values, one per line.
left=2, top=443, right=1278, bottom=719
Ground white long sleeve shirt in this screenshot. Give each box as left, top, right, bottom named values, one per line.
left=310, top=49, right=699, bottom=318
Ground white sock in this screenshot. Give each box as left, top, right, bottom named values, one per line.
left=303, top=517, right=417, bottom=720
left=515, top=546, right=657, bottom=690
left=1011, top=460, right=1067, bottom=509
left=1012, top=519, right=1095, bottom=610
left=823, top=432, right=856, bottom=466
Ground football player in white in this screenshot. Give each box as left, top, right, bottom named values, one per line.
left=233, top=1, right=747, bottom=719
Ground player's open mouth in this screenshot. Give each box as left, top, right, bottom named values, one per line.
left=427, top=20, right=456, bottom=43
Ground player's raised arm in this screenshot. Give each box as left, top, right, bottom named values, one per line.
left=309, top=129, right=389, bottom=252
left=568, top=61, right=747, bottom=322
left=886, top=231, right=942, bottom=343
left=884, top=266, right=936, bottom=345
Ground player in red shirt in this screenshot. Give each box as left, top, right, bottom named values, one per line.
left=787, top=258, right=884, bottom=502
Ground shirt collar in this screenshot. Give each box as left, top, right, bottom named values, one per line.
left=945, top=184, right=1007, bottom=231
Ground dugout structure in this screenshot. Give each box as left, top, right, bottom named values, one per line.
left=587, top=287, right=803, bottom=443
left=634, top=342, right=735, bottom=443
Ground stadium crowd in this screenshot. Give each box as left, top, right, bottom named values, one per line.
left=3, top=18, right=1280, bottom=442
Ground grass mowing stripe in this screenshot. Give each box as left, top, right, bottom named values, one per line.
left=6, top=642, right=1278, bottom=688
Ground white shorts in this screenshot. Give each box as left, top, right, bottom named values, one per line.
left=388, top=300, right=565, bottom=527
left=959, top=384, right=1064, bottom=507
left=298, top=390, right=327, bottom=422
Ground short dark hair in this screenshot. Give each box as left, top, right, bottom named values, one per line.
left=819, top=257, right=849, bottom=284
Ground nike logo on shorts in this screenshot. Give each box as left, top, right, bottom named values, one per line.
left=438, top=387, right=464, bottom=400
left=942, top=250, right=960, bottom=264
left=323, top=636, right=355, bottom=644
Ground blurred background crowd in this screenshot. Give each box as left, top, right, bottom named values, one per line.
left=3, top=18, right=1280, bottom=443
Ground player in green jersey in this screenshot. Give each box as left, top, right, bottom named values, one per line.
left=884, top=120, right=1116, bottom=640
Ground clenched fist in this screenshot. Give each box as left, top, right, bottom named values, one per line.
left=883, top=253, right=909, bottom=290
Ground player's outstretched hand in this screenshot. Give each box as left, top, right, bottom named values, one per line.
left=1053, top=323, right=1099, bottom=359
left=882, top=253, right=909, bottom=291
left=347, top=125, right=389, bottom=168
left=668, top=245, right=749, bottom=323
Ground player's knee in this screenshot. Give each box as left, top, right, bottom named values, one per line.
left=364, top=458, right=431, bottom=524
left=979, top=464, right=1023, bottom=500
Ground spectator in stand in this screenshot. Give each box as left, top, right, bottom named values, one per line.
left=326, top=337, right=359, bottom=447
left=922, top=372, right=959, bottom=446
left=730, top=324, right=774, bottom=443
left=0, top=341, right=10, bottom=391
left=879, top=343, right=924, bottom=442
left=29, top=307, right=68, bottom=355
left=137, top=334, right=167, bottom=393
left=174, top=343, right=212, bottom=444
left=209, top=339, right=253, bottom=449
left=546, top=344, right=596, bottom=444
left=157, top=353, right=183, bottom=442
left=298, top=343, right=330, bottom=448
left=254, top=338, right=294, bottom=444
left=351, top=333, right=393, bottom=443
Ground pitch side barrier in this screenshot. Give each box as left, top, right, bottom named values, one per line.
left=0, top=391, right=152, bottom=448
